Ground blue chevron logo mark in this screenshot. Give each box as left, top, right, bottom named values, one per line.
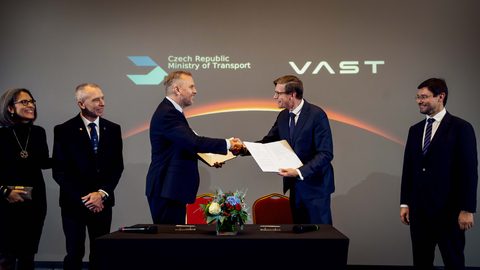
left=127, top=56, right=168, bottom=85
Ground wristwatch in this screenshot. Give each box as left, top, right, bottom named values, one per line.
left=98, top=190, right=107, bottom=201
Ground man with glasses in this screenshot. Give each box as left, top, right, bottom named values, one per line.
left=400, top=78, right=478, bottom=269
left=241, top=75, right=334, bottom=225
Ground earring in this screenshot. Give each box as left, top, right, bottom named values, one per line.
left=10, top=113, right=14, bottom=117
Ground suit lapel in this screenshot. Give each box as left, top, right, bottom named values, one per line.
left=97, top=118, right=107, bottom=154
left=290, top=101, right=310, bottom=148
left=424, top=112, right=451, bottom=159
left=163, top=98, right=189, bottom=125
left=278, top=109, right=290, bottom=143
left=74, top=114, right=96, bottom=157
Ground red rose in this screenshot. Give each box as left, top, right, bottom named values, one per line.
left=235, top=204, right=242, bottom=211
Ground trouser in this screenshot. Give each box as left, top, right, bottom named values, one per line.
left=409, top=205, right=465, bottom=270
left=61, top=207, right=112, bottom=270
left=289, top=184, right=332, bottom=225
left=147, top=197, right=186, bottom=224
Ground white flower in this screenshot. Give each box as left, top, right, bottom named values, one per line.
left=209, top=202, right=221, bottom=215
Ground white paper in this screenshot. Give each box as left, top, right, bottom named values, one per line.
left=244, top=140, right=303, bottom=172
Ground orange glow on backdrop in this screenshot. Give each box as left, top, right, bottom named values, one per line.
left=122, top=100, right=405, bottom=146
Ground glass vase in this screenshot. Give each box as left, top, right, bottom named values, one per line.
left=216, top=216, right=238, bottom=236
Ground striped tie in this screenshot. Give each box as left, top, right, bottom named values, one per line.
left=423, top=118, right=435, bottom=156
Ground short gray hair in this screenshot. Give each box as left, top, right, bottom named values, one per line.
left=75, top=83, right=99, bottom=102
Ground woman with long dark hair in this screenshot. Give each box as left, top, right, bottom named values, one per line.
left=0, top=88, right=50, bottom=270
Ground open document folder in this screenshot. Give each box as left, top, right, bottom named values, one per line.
left=198, top=151, right=236, bottom=167
left=244, top=140, right=303, bottom=172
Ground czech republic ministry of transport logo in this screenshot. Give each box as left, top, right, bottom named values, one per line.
left=127, top=56, right=168, bottom=85
left=127, top=55, right=252, bottom=85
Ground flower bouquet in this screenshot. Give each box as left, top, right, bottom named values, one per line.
left=200, top=188, right=249, bottom=235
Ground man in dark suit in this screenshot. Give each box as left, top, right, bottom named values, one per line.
left=400, top=78, right=477, bottom=269
left=146, top=71, right=241, bottom=225
left=53, top=83, right=124, bottom=270
left=244, top=75, right=335, bottom=224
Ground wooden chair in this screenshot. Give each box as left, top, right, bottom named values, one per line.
left=186, top=193, right=215, bottom=224
left=252, top=193, right=293, bottom=224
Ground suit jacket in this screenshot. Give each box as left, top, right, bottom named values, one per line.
left=259, top=100, right=335, bottom=199
left=52, top=114, right=124, bottom=212
left=401, top=111, right=478, bottom=217
left=145, top=98, right=227, bottom=204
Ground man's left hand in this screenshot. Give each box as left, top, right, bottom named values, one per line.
left=82, top=192, right=104, bottom=213
left=458, top=211, right=474, bottom=230
left=213, top=161, right=225, bottom=168
left=278, top=168, right=298, bottom=178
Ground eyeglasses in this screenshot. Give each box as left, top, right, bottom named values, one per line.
left=414, top=95, right=432, bottom=101
left=13, top=99, right=36, bottom=106
left=274, top=91, right=290, bottom=96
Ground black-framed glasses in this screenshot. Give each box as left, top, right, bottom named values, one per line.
left=414, top=95, right=432, bottom=101
left=13, top=99, right=36, bottom=106
left=274, top=91, right=290, bottom=96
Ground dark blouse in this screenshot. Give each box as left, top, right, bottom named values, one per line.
left=0, top=122, right=51, bottom=255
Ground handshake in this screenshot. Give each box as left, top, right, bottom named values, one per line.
left=211, top=138, right=248, bottom=168
left=228, top=138, right=248, bottom=156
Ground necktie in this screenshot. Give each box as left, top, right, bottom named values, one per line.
left=423, top=118, right=435, bottom=156
left=89, top=123, right=98, bottom=154
left=289, top=112, right=296, bottom=141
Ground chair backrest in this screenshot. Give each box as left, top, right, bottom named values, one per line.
left=186, top=193, right=215, bottom=224
left=252, top=193, right=293, bottom=224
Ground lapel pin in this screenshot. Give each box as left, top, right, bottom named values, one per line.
left=79, top=128, right=83, bottom=131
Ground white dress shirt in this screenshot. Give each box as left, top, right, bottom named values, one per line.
left=290, top=99, right=305, bottom=180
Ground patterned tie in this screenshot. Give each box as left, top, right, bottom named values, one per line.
left=89, top=123, right=98, bottom=154
left=423, top=118, right=435, bottom=156
left=289, top=112, right=296, bottom=141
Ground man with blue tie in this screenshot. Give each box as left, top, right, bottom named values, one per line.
left=400, top=78, right=478, bottom=269
left=53, top=83, right=124, bottom=270
left=243, top=75, right=335, bottom=225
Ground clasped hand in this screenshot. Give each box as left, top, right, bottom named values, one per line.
left=81, top=192, right=104, bottom=213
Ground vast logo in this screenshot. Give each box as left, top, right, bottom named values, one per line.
left=127, top=56, right=168, bottom=85
left=289, top=61, right=385, bottom=74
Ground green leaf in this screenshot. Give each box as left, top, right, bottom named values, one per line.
left=206, top=216, right=214, bottom=224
